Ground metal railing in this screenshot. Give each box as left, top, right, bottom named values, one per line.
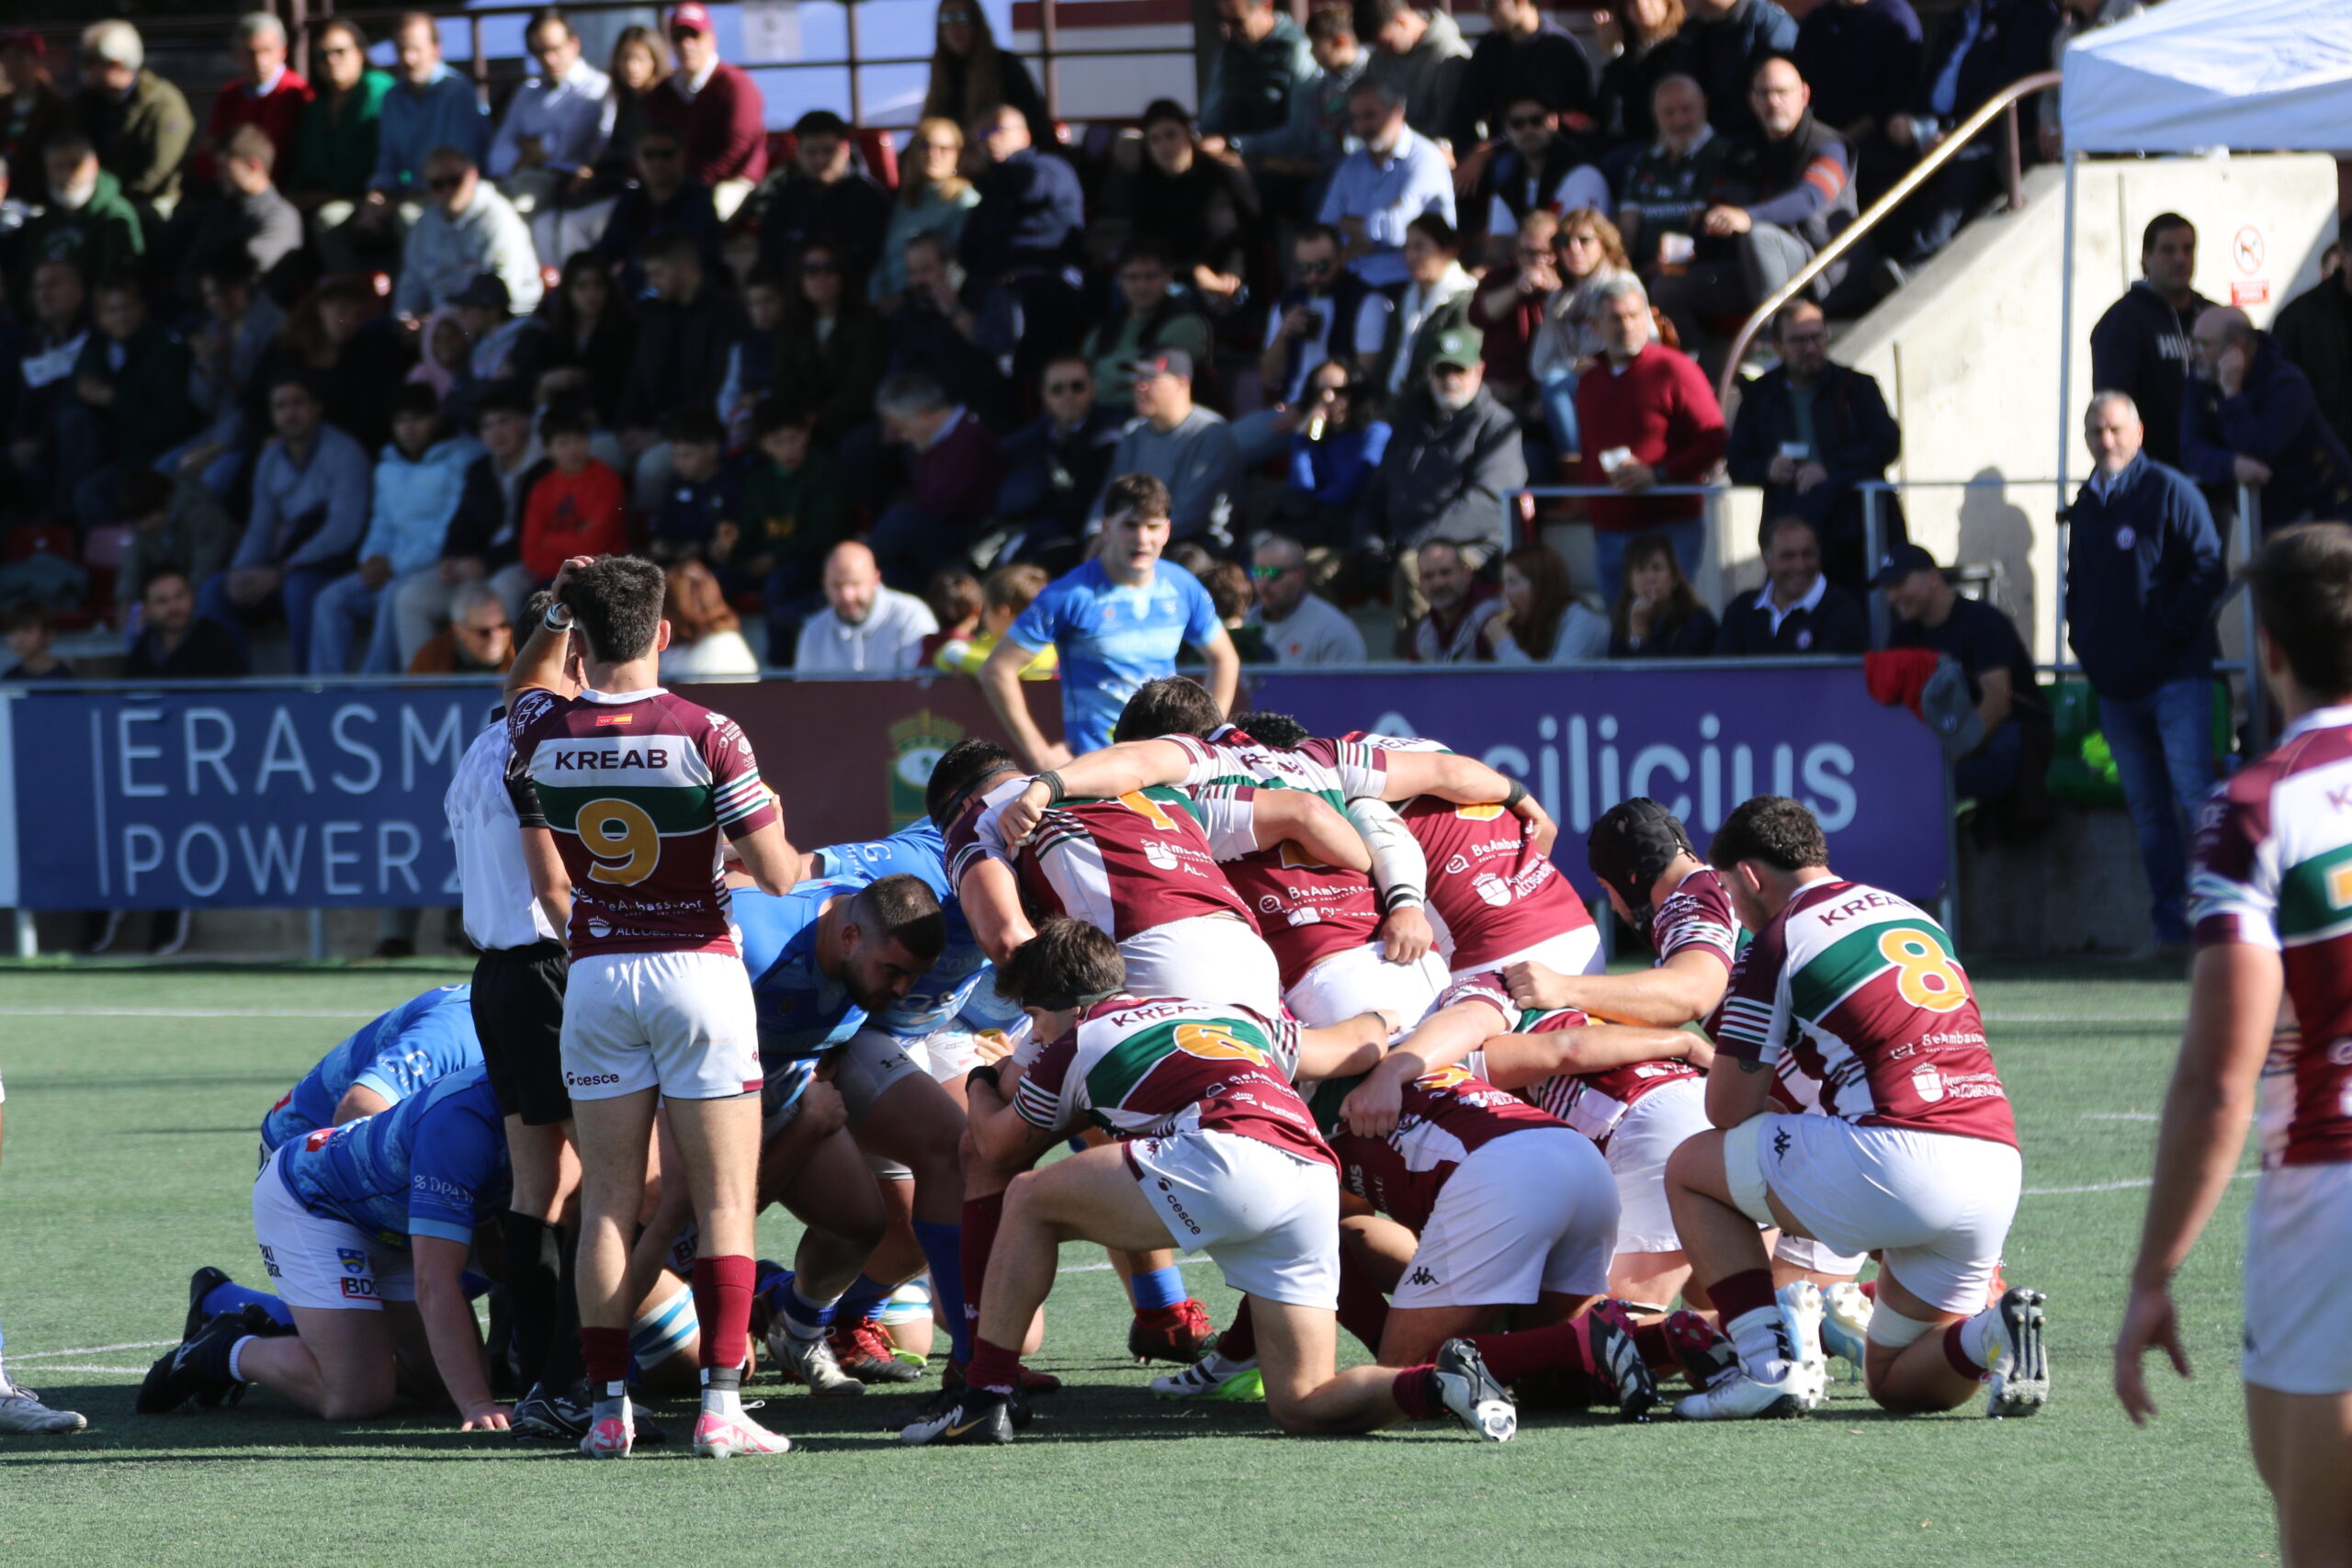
left=1714, top=69, right=2063, bottom=409
left=1503, top=482, right=1726, bottom=549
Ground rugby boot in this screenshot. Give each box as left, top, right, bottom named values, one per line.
left=1820, top=1280, right=1873, bottom=1371
left=1432, top=1338, right=1517, bottom=1442
left=900, top=1383, right=1016, bottom=1446
left=767, top=1325, right=865, bottom=1397
left=1128, top=1298, right=1216, bottom=1364
left=1149, top=1348, right=1264, bottom=1401
left=1984, top=1288, right=2049, bottom=1418
left=1777, top=1282, right=1830, bottom=1408
left=1676, top=1360, right=1813, bottom=1420
left=0, top=1383, right=85, bottom=1435
left=831, top=1321, right=922, bottom=1384
left=693, top=1404, right=793, bottom=1458
left=1587, top=1309, right=1660, bottom=1423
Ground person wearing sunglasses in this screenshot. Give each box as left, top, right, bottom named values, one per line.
left=1472, top=93, right=1606, bottom=266
left=589, top=124, right=724, bottom=299
left=995, top=355, right=1124, bottom=569
left=392, top=146, right=545, bottom=322
left=1280, top=357, right=1389, bottom=557
left=1247, top=532, right=1365, bottom=665
left=1448, top=0, right=1592, bottom=172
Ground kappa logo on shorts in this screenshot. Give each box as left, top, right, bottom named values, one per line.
left=1406, top=1266, right=1438, bottom=1287
left=1772, top=1128, right=1792, bottom=1159
left=336, top=1247, right=370, bottom=1276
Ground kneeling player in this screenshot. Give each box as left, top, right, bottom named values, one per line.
left=903, top=919, right=1516, bottom=1445
left=1668, top=797, right=2046, bottom=1420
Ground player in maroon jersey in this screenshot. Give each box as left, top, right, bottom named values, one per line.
left=2119, top=525, right=2352, bottom=1564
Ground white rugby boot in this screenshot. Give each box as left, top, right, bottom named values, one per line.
left=1983, top=1288, right=2049, bottom=1418
left=1820, top=1280, right=1873, bottom=1373
left=1776, top=1281, right=1830, bottom=1407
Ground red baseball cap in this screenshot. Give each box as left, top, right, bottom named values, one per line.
left=0, top=29, right=46, bottom=59
left=669, top=2, right=714, bottom=34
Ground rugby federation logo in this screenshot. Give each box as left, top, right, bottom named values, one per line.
left=1143, top=840, right=1181, bottom=870
left=1474, top=873, right=1512, bottom=908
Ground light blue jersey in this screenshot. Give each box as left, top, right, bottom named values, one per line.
left=810, top=821, right=1019, bottom=1037
left=275, top=1066, right=510, bottom=1248
left=260, top=987, right=481, bottom=1155
left=1007, top=559, right=1220, bottom=757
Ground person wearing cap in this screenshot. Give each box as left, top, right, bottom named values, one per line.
left=1713, top=513, right=1867, bottom=656
left=646, top=1, right=767, bottom=220
left=73, top=19, right=194, bottom=220
left=489, top=7, right=616, bottom=262
left=756, top=108, right=892, bottom=287
left=394, top=146, right=543, bottom=321
left=0, top=31, right=74, bottom=209
left=1880, top=541, right=2046, bottom=807
left=1096, top=346, right=1242, bottom=549
left=365, top=13, right=491, bottom=220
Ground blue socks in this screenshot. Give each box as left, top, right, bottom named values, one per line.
left=911, top=1219, right=970, bottom=1364
left=780, top=1281, right=839, bottom=1343
left=836, top=1274, right=893, bottom=1325
left=1130, top=1265, right=1187, bottom=1313
left=200, top=1279, right=296, bottom=1328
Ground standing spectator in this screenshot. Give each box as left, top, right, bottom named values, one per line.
left=959, top=107, right=1088, bottom=379
left=770, top=243, right=889, bottom=446
left=1662, top=0, right=1797, bottom=141
left=124, top=566, right=249, bottom=679
left=922, top=0, right=1048, bottom=143
left=1318, top=78, right=1453, bottom=290
left=400, top=387, right=548, bottom=641
left=1596, top=0, right=1689, bottom=150
left=200, top=13, right=312, bottom=183
left=1794, top=0, right=1924, bottom=209
left=1200, top=0, right=1317, bottom=144
left=1713, top=513, right=1868, bottom=653
left=1378, top=212, right=1476, bottom=399
left=1, top=603, right=69, bottom=681
left=1480, top=541, right=1610, bottom=661
left=1101, top=349, right=1241, bottom=548
left=984, top=471, right=1238, bottom=766
left=731, top=394, right=850, bottom=652
left=0, top=31, right=72, bottom=208
left=1360, top=325, right=1525, bottom=627
left=875, top=117, right=978, bottom=305
left=1083, top=238, right=1213, bottom=417
left=489, top=7, right=616, bottom=265
left=1574, top=276, right=1727, bottom=599
left=1356, top=0, right=1470, bottom=145
left=1617, top=74, right=1727, bottom=273
left=3, top=258, right=87, bottom=512
left=61, top=273, right=196, bottom=526
left=796, top=539, right=938, bottom=672
left=393, top=147, right=543, bottom=321
left=365, top=14, right=491, bottom=216
left=514, top=406, right=628, bottom=592
left=1451, top=0, right=1594, bottom=157
left=1724, top=299, right=1904, bottom=595
left=598, top=25, right=673, bottom=187
left=515, top=251, right=637, bottom=428
left=406, top=580, right=516, bottom=674
left=74, top=20, right=194, bottom=220
left=1230, top=5, right=1366, bottom=186
left=165, top=249, right=280, bottom=497
left=1880, top=540, right=2045, bottom=806
left=1528, top=208, right=1636, bottom=464
left=288, top=20, right=391, bottom=267
left=1282, top=356, right=1391, bottom=547
left=2183, top=308, right=2352, bottom=528
left=200, top=373, right=374, bottom=669
left=1473, top=95, right=1607, bottom=255
left=1650, top=54, right=1855, bottom=359
left=312, top=383, right=482, bottom=674
left=1252, top=223, right=1390, bottom=445
left=756, top=109, right=892, bottom=287
left=2064, top=389, right=2224, bottom=953
left=617, top=229, right=747, bottom=504
left=1406, top=536, right=1501, bottom=661
left=1247, top=533, right=1366, bottom=665
left=1880, top=0, right=2059, bottom=272
left=16, top=136, right=142, bottom=308
left=996, top=355, right=1124, bottom=566
left=658, top=558, right=760, bottom=679
left=1608, top=526, right=1719, bottom=655
left=2089, top=214, right=2212, bottom=470
left=647, top=1, right=767, bottom=219
left=590, top=123, right=724, bottom=291
left=1113, top=101, right=1263, bottom=316
left=867, top=370, right=1006, bottom=588
left=177, top=125, right=304, bottom=301
left=2274, top=243, right=2352, bottom=452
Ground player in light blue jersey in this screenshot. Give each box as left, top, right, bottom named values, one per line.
left=259, top=987, right=482, bottom=1157
left=141, top=1067, right=516, bottom=1430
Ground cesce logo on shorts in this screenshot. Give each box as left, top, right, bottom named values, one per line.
left=567, top=1071, right=623, bottom=1088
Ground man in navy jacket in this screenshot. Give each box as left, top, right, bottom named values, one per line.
left=2064, top=390, right=2225, bottom=954
left=2182, top=307, right=2352, bottom=530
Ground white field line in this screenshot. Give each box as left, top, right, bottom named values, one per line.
left=2082, top=1112, right=2161, bottom=1121
left=1983, top=1014, right=2182, bottom=1025
left=18, top=1364, right=150, bottom=1375
left=10, top=1338, right=177, bottom=1360
left=0, top=1008, right=379, bottom=1019
left=2025, top=1169, right=2257, bottom=1196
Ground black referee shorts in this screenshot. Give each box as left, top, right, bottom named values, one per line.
left=470, top=940, right=571, bottom=1126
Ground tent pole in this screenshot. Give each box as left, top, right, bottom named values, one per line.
left=2053, top=150, right=2079, bottom=667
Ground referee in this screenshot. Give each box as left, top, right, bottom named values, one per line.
left=444, top=590, right=589, bottom=1441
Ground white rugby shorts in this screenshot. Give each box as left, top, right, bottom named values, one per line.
left=560, top=950, right=762, bottom=1102
left=251, top=1148, right=414, bottom=1312
left=1773, top=1233, right=1871, bottom=1277
left=901, top=1029, right=989, bottom=1083
left=1601, top=1076, right=1713, bottom=1256
left=1393, top=1127, right=1617, bottom=1310
left=1726, top=1112, right=2018, bottom=1314
left=1127, top=1128, right=1340, bottom=1310
left=1452, top=924, right=1603, bottom=985
left=1119, top=916, right=1283, bottom=1021
left=2243, top=1161, right=2352, bottom=1394
left=1283, top=941, right=1449, bottom=1032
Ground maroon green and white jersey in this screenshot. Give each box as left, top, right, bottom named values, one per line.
left=944, top=778, right=1256, bottom=941
left=1012, top=997, right=1335, bottom=1169
left=2189, top=705, right=2352, bottom=1167
left=1400, top=796, right=1592, bottom=970
left=1654, top=866, right=1739, bottom=971
left=506, top=686, right=778, bottom=958
left=1162, top=728, right=1391, bottom=802
left=1327, top=1063, right=1561, bottom=1231
left=1440, top=971, right=1700, bottom=1145
left=1712, top=879, right=2016, bottom=1147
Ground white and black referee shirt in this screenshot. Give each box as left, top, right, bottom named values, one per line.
left=444, top=705, right=560, bottom=952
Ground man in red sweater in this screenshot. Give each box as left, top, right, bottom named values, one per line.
left=197, top=12, right=312, bottom=184
left=514, top=410, right=630, bottom=595
left=1573, top=275, right=1726, bottom=605
left=648, top=2, right=767, bottom=220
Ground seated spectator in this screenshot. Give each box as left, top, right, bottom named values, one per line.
left=1480, top=541, right=1609, bottom=661
left=287, top=21, right=391, bottom=269
left=1724, top=299, right=1903, bottom=594
left=960, top=106, right=1089, bottom=380
left=995, top=355, right=1123, bottom=567
left=74, top=20, right=193, bottom=221
left=2183, top=306, right=2352, bottom=528
left=0, top=31, right=73, bottom=208
left=1452, top=0, right=1594, bottom=160
left=1247, top=532, right=1366, bottom=664
left=1794, top=0, right=1923, bottom=209
left=201, top=12, right=312, bottom=183
left=514, top=405, right=628, bottom=596
left=659, top=558, right=760, bottom=679
left=590, top=123, right=723, bottom=295
left=728, top=394, right=850, bottom=653
left=1279, top=356, right=1390, bottom=548
left=1596, top=0, right=1688, bottom=148
left=398, top=385, right=548, bottom=642
left=311, top=383, right=481, bottom=674
left=596, top=25, right=673, bottom=189
left=1406, top=536, right=1500, bottom=661
left=1470, top=208, right=1559, bottom=412
left=1101, top=349, right=1240, bottom=548
left=61, top=272, right=197, bottom=526
left=260, top=277, right=405, bottom=455
left=1255, top=221, right=1391, bottom=425
left=1378, top=212, right=1476, bottom=399
left=1880, top=541, right=2044, bottom=804
left=1618, top=73, right=1727, bottom=273
left=1652, top=54, right=1854, bottom=360
left=409, top=307, right=474, bottom=404
left=868, top=370, right=1007, bottom=588
left=617, top=229, right=747, bottom=505
left=1113, top=100, right=1263, bottom=317
left=1528, top=208, right=1637, bottom=466
left=1663, top=0, right=1797, bottom=141
left=646, top=2, right=767, bottom=220
left=199, top=373, right=373, bottom=669
left=774, top=242, right=889, bottom=448
left=1715, top=513, right=1867, bottom=654
left=4, top=257, right=90, bottom=513
left=924, top=0, right=1048, bottom=141
left=932, top=561, right=1058, bottom=676
left=1608, top=525, right=1720, bottom=655
left=876, top=117, right=978, bottom=306
left=489, top=7, right=616, bottom=265
left=126, top=565, right=249, bottom=679
left=365, top=13, right=490, bottom=219
left=921, top=568, right=985, bottom=660
left=16, top=136, right=142, bottom=310
left=1203, top=558, right=1271, bottom=660
left=1474, top=95, right=1607, bottom=258
left=114, top=468, right=237, bottom=615
left=1356, top=0, right=1469, bottom=142
left=1229, top=5, right=1366, bottom=186
left=1318, top=77, right=1453, bottom=290
left=1, top=601, right=69, bottom=681
left=886, top=230, right=1009, bottom=424
left=645, top=407, right=734, bottom=563
left=1881, top=0, right=2056, bottom=273
left=1574, top=276, right=1727, bottom=601
left=514, top=251, right=636, bottom=429
left=757, top=108, right=892, bottom=286
left=405, top=579, right=514, bottom=674
left=1200, top=0, right=1317, bottom=145
left=393, top=147, right=543, bottom=322
left=1084, top=238, right=1214, bottom=417
left=2274, top=239, right=2352, bottom=454
left=717, top=265, right=787, bottom=448
left=177, top=125, right=303, bottom=304
left=797, top=538, right=938, bottom=671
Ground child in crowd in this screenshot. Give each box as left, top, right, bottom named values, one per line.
left=0, top=602, right=73, bottom=681
left=312, top=382, right=481, bottom=674
left=718, top=266, right=787, bottom=450
left=649, top=409, right=738, bottom=565
left=517, top=406, right=629, bottom=587
left=929, top=562, right=1057, bottom=678
left=67, top=272, right=197, bottom=526
left=719, top=394, right=848, bottom=655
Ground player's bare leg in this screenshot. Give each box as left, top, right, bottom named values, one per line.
left=1255, top=1298, right=1516, bottom=1439
left=573, top=1089, right=663, bottom=1348
left=1663, top=1128, right=1820, bottom=1417
left=1610, top=1251, right=1691, bottom=1310
left=653, top=1089, right=775, bottom=1452
left=2248, top=1384, right=2352, bottom=1568
left=1340, top=1212, right=1417, bottom=1289
left=233, top=1303, right=402, bottom=1420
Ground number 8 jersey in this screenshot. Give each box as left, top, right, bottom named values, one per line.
left=1710, top=878, right=2017, bottom=1147
left=506, top=686, right=780, bottom=958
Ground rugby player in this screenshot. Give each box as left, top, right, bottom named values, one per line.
left=1666, top=796, right=2046, bottom=1420
left=506, top=555, right=805, bottom=1460
left=903, top=919, right=1518, bottom=1445
left=0, top=1068, right=85, bottom=1434
left=2117, top=525, right=2352, bottom=1565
